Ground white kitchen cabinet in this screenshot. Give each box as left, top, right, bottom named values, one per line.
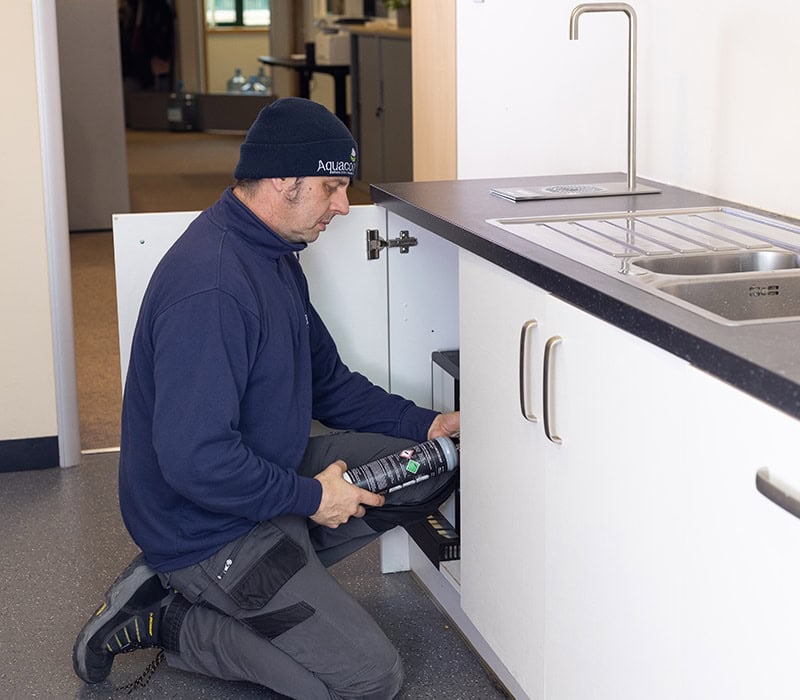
left=459, top=249, right=684, bottom=699
left=546, top=306, right=800, bottom=700
left=459, top=250, right=549, bottom=698
left=301, top=208, right=459, bottom=405
left=542, top=293, right=690, bottom=700
left=673, top=369, right=800, bottom=700
left=458, top=249, right=800, bottom=699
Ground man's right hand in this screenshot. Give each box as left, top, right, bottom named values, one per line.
left=310, top=460, right=385, bottom=528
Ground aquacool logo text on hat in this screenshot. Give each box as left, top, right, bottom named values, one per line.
left=317, top=160, right=356, bottom=175
left=317, top=149, right=357, bottom=176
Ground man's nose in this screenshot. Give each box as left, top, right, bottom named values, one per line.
left=332, top=187, right=350, bottom=215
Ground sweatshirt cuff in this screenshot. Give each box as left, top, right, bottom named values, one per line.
left=400, top=405, right=440, bottom=443
left=294, top=475, right=324, bottom=517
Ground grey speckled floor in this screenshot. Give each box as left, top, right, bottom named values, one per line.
left=0, top=454, right=508, bottom=699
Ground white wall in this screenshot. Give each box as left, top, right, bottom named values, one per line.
left=0, top=2, right=60, bottom=443
left=456, top=0, right=800, bottom=219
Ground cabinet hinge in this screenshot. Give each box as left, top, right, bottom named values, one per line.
left=366, top=229, right=418, bottom=260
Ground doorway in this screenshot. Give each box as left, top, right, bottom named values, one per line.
left=71, top=130, right=242, bottom=452
left=64, top=0, right=371, bottom=453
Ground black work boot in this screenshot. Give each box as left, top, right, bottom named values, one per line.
left=72, top=553, right=168, bottom=684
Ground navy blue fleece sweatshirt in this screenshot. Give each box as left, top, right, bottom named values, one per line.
left=119, top=188, right=437, bottom=571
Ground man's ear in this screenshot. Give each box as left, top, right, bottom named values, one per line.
left=271, top=177, right=299, bottom=193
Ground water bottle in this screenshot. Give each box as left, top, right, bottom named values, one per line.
left=241, top=73, right=269, bottom=94
left=343, top=436, right=459, bottom=494
left=226, top=68, right=247, bottom=93
left=255, top=66, right=272, bottom=94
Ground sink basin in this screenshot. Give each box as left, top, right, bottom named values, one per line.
left=487, top=206, right=800, bottom=325
left=653, top=272, right=800, bottom=324
left=632, top=251, right=800, bottom=276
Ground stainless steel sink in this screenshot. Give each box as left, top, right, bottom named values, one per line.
left=632, top=250, right=800, bottom=276
left=486, top=207, right=800, bottom=326
left=653, top=273, right=800, bottom=323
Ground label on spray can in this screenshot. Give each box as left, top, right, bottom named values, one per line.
left=343, top=436, right=459, bottom=494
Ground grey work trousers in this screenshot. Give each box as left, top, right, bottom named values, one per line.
left=159, top=431, right=457, bottom=700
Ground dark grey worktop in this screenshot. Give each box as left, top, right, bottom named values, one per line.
left=371, top=173, right=800, bottom=422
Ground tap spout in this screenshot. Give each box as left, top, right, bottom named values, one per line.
left=570, top=3, right=638, bottom=192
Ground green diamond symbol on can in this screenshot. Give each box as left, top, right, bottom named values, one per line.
left=405, top=460, right=420, bottom=475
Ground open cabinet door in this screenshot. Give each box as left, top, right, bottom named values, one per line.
left=299, top=204, right=390, bottom=390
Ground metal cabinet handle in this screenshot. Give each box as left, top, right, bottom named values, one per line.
left=756, top=467, right=800, bottom=521
left=543, top=335, right=563, bottom=444
left=519, top=320, right=538, bottom=422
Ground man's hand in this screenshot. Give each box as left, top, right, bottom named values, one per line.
left=427, top=411, right=460, bottom=440
left=310, top=460, right=385, bottom=528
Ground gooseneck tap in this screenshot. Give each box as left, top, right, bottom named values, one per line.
left=570, top=3, right=638, bottom=193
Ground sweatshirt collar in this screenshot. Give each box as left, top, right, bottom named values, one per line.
left=213, top=187, right=307, bottom=257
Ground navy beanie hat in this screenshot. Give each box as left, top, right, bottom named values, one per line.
left=234, top=97, right=358, bottom=179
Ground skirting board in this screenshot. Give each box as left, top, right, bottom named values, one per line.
left=0, top=436, right=59, bottom=472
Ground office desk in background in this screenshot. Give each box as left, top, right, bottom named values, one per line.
left=258, top=54, right=350, bottom=124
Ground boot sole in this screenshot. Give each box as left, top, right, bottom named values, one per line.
left=72, top=554, right=158, bottom=684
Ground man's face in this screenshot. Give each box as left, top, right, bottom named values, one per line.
left=277, top=176, right=350, bottom=244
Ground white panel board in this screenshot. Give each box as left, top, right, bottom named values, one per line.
left=112, top=211, right=201, bottom=387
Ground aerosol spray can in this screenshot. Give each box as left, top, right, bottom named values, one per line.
left=343, top=435, right=459, bottom=494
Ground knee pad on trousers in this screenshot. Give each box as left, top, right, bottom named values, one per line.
left=331, top=651, right=404, bottom=700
